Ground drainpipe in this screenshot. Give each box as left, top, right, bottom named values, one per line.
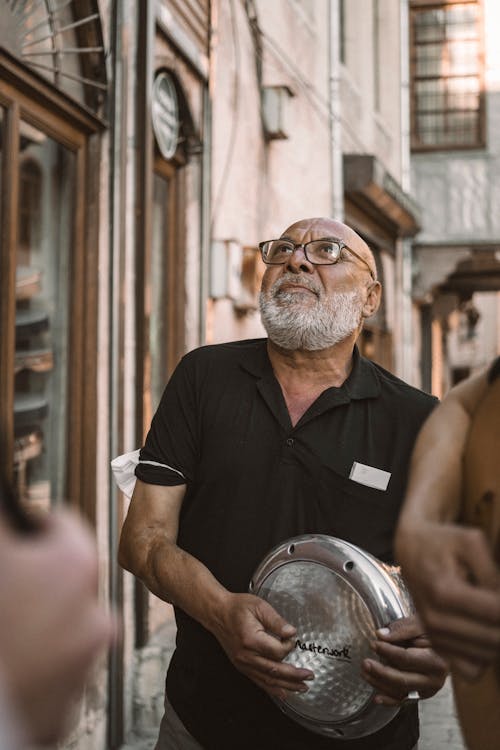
left=199, top=87, right=212, bottom=345
left=329, top=0, right=344, bottom=221
left=199, top=1, right=216, bottom=345
left=107, top=0, right=128, bottom=745
left=397, top=0, right=414, bottom=382
left=400, top=0, right=411, bottom=195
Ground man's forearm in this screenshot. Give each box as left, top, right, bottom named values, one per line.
left=118, top=479, right=314, bottom=704
left=118, top=481, right=232, bottom=634
left=121, top=528, right=231, bottom=635
left=144, top=536, right=231, bottom=633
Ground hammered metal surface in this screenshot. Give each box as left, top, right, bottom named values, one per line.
left=260, top=561, right=377, bottom=723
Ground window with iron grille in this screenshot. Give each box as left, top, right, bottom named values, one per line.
left=410, top=0, right=484, bottom=150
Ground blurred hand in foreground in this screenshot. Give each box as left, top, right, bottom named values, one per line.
left=0, top=511, right=115, bottom=745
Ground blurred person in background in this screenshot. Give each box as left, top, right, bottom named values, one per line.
left=396, top=357, right=500, bottom=750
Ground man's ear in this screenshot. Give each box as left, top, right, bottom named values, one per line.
left=362, top=281, right=382, bottom=319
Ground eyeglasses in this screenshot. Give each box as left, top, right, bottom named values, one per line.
left=259, top=238, right=375, bottom=279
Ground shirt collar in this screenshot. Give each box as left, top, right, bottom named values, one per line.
left=344, top=345, right=381, bottom=400
left=238, top=339, right=381, bottom=401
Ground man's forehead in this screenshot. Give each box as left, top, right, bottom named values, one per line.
left=282, top=218, right=352, bottom=241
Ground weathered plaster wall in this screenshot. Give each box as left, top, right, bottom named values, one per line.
left=208, top=0, right=334, bottom=344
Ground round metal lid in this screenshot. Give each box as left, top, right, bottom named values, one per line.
left=249, top=534, right=414, bottom=740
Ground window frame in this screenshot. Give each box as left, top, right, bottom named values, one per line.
left=410, top=0, right=486, bottom=152
left=0, top=50, right=103, bottom=522
left=140, top=157, right=187, bottom=435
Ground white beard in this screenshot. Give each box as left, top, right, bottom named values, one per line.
left=259, top=274, right=365, bottom=351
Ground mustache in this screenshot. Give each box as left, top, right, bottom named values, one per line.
left=270, top=274, right=321, bottom=297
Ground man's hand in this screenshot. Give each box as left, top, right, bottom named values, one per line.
left=211, top=592, right=314, bottom=700
left=396, top=522, right=500, bottom=679
left=361, top=615, right=448, bottom=705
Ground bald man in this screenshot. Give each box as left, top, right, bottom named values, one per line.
left=119, top=219, right=446, bottom=750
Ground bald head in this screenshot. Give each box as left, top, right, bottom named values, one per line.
left=281, top=217, right=377, bottom=281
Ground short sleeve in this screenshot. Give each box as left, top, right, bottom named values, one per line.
left=135, top=355, right=198, bottom=487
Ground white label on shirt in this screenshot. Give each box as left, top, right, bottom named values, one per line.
left=349, top=461, right=391, bottom=491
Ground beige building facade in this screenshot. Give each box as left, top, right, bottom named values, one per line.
left=208, top=0, right=421, bottom=381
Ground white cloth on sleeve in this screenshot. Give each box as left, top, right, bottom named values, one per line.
left=111, top=449, right=185, bottom=499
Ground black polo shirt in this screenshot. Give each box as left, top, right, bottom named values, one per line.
left=136, top=338, right=437, bottom=750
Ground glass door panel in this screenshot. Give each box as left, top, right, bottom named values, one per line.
left=13, top=121, right=75, bottom=509
left=144, top=172, right=170, bottom=430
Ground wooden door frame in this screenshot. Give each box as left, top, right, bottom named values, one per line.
left=0, top=50, right=103, bottom=522
left=154, top=155, right=187, bottom=377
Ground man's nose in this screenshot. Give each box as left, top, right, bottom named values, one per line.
left=285, top=245, right=314, bottom=273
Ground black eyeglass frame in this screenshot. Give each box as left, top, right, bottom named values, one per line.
left=259, top=237, right=375, bottom=280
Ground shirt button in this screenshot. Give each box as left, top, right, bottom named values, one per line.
left=286, top=438, right=295, bottom=447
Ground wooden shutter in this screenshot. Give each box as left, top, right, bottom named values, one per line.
left=164, top=0, right=210, bottom=53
